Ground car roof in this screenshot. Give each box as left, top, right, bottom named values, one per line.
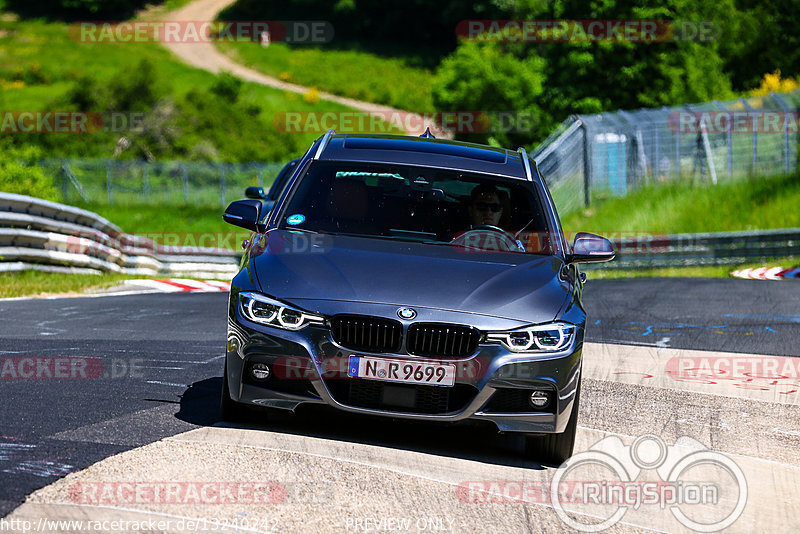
left=316, top=133, right=536, bottom=182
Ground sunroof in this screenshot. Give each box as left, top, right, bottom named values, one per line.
left=343, top=137, right=507, bottom=163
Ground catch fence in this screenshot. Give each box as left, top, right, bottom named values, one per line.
left=533, top=90, right=800, bottom=215
left=43, top=159, right=284, bottom=207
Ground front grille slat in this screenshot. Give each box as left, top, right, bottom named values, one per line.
left=407, top=322, right=480, bottom=358
left=330, top=315, right=403, bottom=353
left=331, top=316, right=480, bottom=358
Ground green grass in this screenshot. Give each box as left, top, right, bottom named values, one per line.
left=217, top=41, right=435, bottom=111
left=0, top=271, right=143, bottom=298
left=561, top=172, right=800, bottom=235
left=0, top=15, right=353, bottom=159
left=78, top=203, right=249, bottom=249
left=560, top=172, right=800, bottom=279
left=584, top=255, right=800, bottom=279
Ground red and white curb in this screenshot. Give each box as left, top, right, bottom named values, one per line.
left=123, top=278, right=231, bottom=293
left=731, top=267, right=800, bottom=280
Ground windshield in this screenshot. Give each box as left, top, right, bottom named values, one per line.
left=277, top=162, right=559, bottom=254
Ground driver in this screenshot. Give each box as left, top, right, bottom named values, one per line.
left=467, top=184, right=504, bottom=228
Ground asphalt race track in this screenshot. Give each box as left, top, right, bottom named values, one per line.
left=0, top=293, right=228, bottom=517
left=583, top=277, right=800, bottom=355
left=1, top=278, right=799, bottom=532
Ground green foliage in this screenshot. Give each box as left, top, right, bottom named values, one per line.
left=217, top=42, right=435, bottom=110
left=0, top=146, right=59, bottom=200
left=211, top=72, right=243, bottom=103
left=220, top=0, right=505, bottom=60
left=80, top=202, right=238, bottom=237
left=4, top=0, right=151, bottom=20
left=432, top=40, right=549, bottom=147
left=560, top=172, right=800, bottom=234
left=717, top=0, right=800, bottom=90
left=434, top=0, right=737, bottom=145
left=171, top=87, right=304, bottom=162
left=109, top=59, right=166, bottom=113
left=0, top=16, right=325, bottom=162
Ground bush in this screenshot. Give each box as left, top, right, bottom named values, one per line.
left=433, top=41, right=550, bottom=147
left=109, top=59, right=166, bottom=113
left=4, top=0, right=151, bottom=20
left=0, top=147, right=59, bottom=201
left=211, top=72, right=243, bottom=103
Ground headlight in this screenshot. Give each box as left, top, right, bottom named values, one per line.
left=239, top=292, right=324, bottom=331
left=486, top=322, right=576, bottom=353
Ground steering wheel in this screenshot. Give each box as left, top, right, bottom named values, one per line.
left=450, top=225, right=524, bottom=252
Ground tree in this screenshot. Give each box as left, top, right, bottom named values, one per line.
left=434, top=0, right=736, bottom=145
left=433, top=40, right=550, bottom=147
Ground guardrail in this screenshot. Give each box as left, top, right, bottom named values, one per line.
left=587, top=228, right=800, bottom=269
left=0, top=193, right=240, bottom=278
left=2, top=192, right=796, bottom=276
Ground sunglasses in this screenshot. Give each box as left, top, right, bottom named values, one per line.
left=475, top=202, right=502, bottom=212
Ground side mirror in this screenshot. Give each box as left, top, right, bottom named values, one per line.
left=568, top=232, right=615, bottom=264
left=245, top=186, right=267, bottom=200
left=223, top=200, right=264, bottom=232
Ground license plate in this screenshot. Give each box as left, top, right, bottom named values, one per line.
left=347, top=356, right=455, bottom=387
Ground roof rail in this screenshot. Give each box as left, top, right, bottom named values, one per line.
left=517, top=147, right=534, bottom=181
left=313, top=129, right=336, bottom=160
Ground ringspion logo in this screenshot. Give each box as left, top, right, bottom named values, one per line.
left=551, top=435, right=747, bottom=531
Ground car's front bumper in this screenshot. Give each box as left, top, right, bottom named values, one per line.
left=226, top=310, right=582, bottom=434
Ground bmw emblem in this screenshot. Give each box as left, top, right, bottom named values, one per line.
left=397, top=307, right=417, bottom=320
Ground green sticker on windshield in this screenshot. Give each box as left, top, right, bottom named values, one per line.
left=287, top=214, right=305, bottom=225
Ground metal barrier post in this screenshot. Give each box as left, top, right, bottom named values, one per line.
left=580, top=120, right=591, bottom=206
left=143, top=163, right=150, bottom=199
left=219, top=164, right=227, bottom=208
left=61, top=161, right=69, bottom=202
left=738, top=98, right=757, bottom=175
left=712, top=101, right=733, bottom=180
left=106, top=160, right=113, bottom=203
left=181, top=163, right=189, bottom=203
left=771, top=93, right=792, bottom=174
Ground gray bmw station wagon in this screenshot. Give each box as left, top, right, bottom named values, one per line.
left=221, top=130, right=614, bottom=465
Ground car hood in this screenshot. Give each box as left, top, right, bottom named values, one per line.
left=250, top=230, right=570, bottom=323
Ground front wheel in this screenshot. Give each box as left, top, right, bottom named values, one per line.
left=525, top=379, right=581, bottom=466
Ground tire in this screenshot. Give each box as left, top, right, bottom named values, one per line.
left=525, top=379, right=581, bottom=466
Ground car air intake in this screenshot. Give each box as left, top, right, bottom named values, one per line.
left=326, top=379, right=478, bottom=415
left=330, top=315, right=403, bottom=353
left=407, top=323, right=481, bottom=357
